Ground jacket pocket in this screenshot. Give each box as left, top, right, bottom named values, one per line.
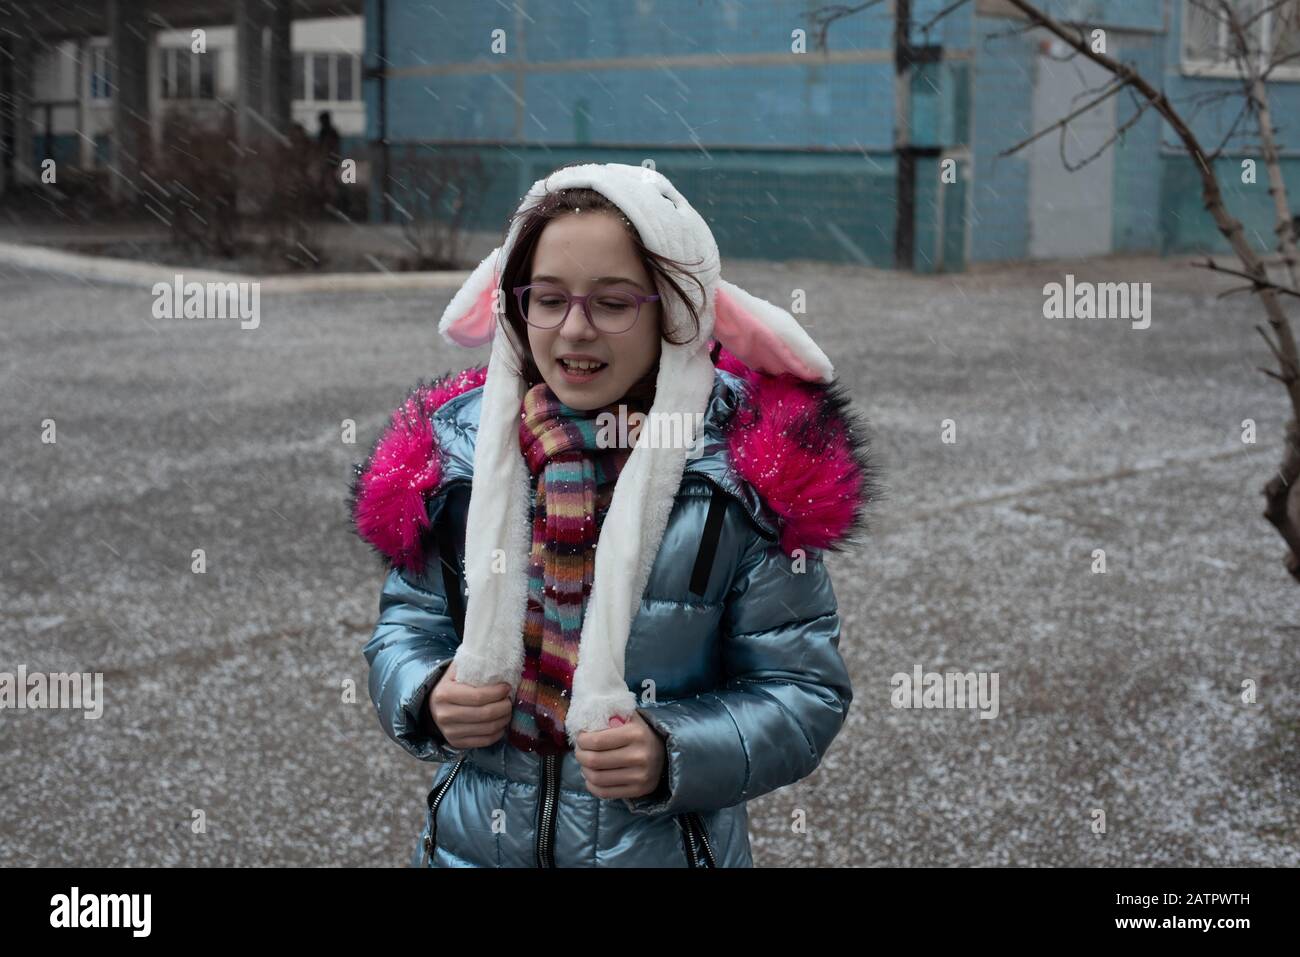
left=420, top=754, right=468, bottom=866
left=676, top=811, right=717, bottom=868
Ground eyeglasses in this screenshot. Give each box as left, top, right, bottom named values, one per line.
left=513, top=283, right=660, bottom=335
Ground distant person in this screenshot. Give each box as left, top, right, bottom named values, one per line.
left=316, top=110, right=343, bottom=209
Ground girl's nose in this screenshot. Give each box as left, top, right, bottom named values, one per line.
left=561, top=299, right=599, bottom=340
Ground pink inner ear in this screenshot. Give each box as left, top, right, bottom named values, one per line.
left=446, top=273, right=499, bottom=347
left=714, top=285, right=820, bottom=380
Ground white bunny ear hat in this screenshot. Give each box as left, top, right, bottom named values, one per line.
left=437, top=162, right=834, bottom=746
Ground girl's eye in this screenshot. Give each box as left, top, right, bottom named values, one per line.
left=536, top=297, right=566, bottom=307
left=596, top=299, right=631, bottom=311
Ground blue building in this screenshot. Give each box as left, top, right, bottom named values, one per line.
left=362, top=0, right=1300, bottom=271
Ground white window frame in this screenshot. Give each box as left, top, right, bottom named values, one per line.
left=1181, top=0, right=1300, bottom=81
left=296, top=50, right=361, bottom=103
left=334, top=51, right=360, bottom=103
left=89, top=44, right=112, bottom=100
left=160, top=46, right=217, bottom=100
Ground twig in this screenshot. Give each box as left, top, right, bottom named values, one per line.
left=1195, top=258, right=1300, bottom=298
left=998, top=79, right=1128, bottom=156
left=1061, top=95, right=1151, bottom=172
left=1256, top=324, right=1296, bottom=377
left=916, top=0, right=971, bottom=34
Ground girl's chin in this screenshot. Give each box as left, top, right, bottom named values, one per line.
left=551, top=383, right=613, bottom=410
left=548, top=364, right=620, bottom=405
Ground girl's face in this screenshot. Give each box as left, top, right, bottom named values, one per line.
left=525, top=210, right=662, bottom=411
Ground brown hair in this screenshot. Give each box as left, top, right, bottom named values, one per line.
left=496, top=169, right=706, bottom=406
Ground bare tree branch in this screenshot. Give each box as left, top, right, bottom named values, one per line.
left=1217, top=282, right=1262, bottom=298
left=812, top=0, right=1300, bottom=577
left=1000, top=0, right=1300, bottom=578
left=998, top=78, right=1128, bottom=157
left=916, top=0, right=972, bottom=35
left=1206, top=97, right=1253, bottom=159
left=1257, top=323, right=1296, bottom=375
left=808, top=0, right=889, bottom=51
left=1195, top=257, right=1300, bottom=298
left=1262, top=48, right=1300, bottom=80
left=1060, top=95, right=1151, bottom=173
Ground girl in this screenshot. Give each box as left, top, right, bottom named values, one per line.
left=350, top=162, right=877, bottom=867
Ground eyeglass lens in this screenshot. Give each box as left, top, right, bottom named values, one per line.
left=520, top=285, right=640, bottom=333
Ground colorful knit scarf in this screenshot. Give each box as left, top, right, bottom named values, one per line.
left=508, top=381, right=646, bottom=755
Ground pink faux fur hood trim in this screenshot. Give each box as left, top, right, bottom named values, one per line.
left=349, top=366, right=488, bottom=574
left=714, top=344, right=877, bottom=556
left=349, top=351, right=877, bottom=572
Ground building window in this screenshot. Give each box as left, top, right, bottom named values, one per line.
left=335, top=53, right=354, bottom=101
left=294, top=51, right=361, bottom=102
left=173, top=48, right=192, bottom=97
left=312, top=53, right=331, bottom=101
left=162, top=47, right=218, bottom=99
left=90, top=46, right=111, bottom=99
left=1182, top=0, right=1300, bottom=79
left=198, top=49, right=215, bottom=98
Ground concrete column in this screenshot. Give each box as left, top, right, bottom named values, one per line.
left=237, top=0, right=292, bottom=144
left=0, top=36, right=8, bottom=195
left=75, top=39, right=90, bottom=171
left=108, top=0, right=151, bottom=202
left=11, top=40, right=35, bottom=186
left=266, top=2, right=292, bottom=133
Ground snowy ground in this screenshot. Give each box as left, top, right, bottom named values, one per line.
left=1, top=253, right=1297, bottom=866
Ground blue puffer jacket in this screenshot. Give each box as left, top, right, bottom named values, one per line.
left=350, top=357, right=876, bottom=867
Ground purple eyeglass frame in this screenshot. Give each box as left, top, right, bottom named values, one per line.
left=513, top=283, right=660, bottom=334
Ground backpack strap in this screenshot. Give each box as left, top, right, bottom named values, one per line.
left=435, top=516, right=467, bottom=639
left=688, top=486, right=729, bottom=597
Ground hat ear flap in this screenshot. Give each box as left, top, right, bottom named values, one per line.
left=439, top=246, right=503, bottom=347
left=713, top=278, right=834, bottom=382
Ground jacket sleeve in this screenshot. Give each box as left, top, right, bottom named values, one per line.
left=360, top=493, right=467, bottom=764
left=623, top=517, right=853, bottom=816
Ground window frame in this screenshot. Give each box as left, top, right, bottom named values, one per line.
left=89, top=44, right=112, bottom=100
left=159, top=45, right=218, bottom=100
left=295, top=50, right=361, bottom=103
left=1180, top=0, right=1300, bottom=81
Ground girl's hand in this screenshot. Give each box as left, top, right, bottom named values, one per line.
left=574, top=712, right=667, bottom=800
left=428, top=660, right=513, bottom=750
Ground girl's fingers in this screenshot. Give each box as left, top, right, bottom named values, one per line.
left=443, top=680, right=512, bottom=707
left=442, top=712, right=511, bottom=735
left=583, top=767, right=645, bottom=787
left=436, top=697, right=512, bottom=724
left=442, top=718, right=509, bottom=736
left=576, top=741, right=647, bottom=771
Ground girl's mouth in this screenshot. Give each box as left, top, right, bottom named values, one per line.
left=557, top=357, right=608, bottom=383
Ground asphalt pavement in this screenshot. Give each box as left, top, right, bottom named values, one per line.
left=2, top=252, right=1297, bottom=865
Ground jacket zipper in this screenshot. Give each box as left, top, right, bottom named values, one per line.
left=535, top=752, right=560, bottom=868
left=679, top=811, right=717, bottom=868
left=691, top=812, right=717, bottom=866
left=679, top=814, right=698, bottom=866
left=422, top=754, right=468, bottom=865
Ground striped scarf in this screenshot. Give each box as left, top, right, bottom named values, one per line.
left=508, top=382, right=645, bottom=755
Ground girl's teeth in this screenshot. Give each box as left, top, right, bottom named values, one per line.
left=562, top=359, right=605, bottom=371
